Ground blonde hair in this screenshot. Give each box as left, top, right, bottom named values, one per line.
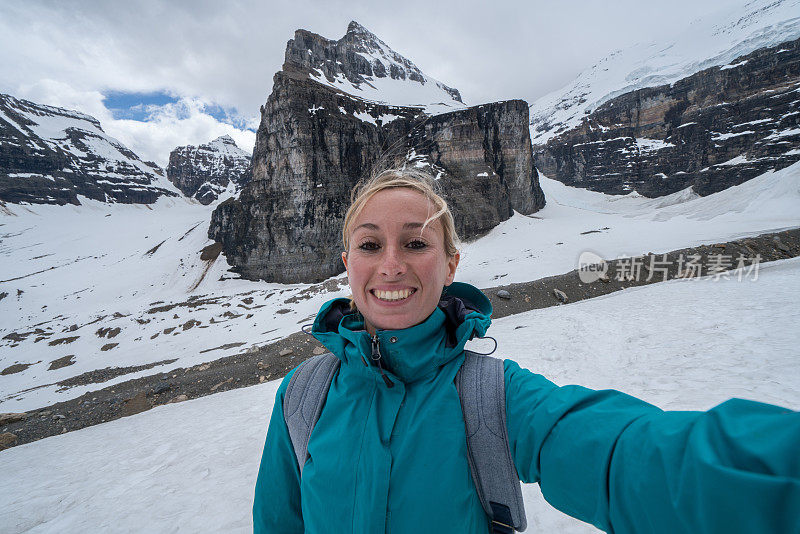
left=341, top=168, right=461, bottom=257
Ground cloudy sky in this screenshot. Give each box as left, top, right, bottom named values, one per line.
left=2, top=0, right=751, bottom=166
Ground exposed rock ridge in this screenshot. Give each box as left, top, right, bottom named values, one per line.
left=0, top=93, right=177, bottom=205
left=166, top=135, right=251, bottom=205
left=533, top=37, right=800, bottom=196
left=209, top=24, right=544, bottom=284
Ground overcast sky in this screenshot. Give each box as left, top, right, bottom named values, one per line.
left=2, top=0, right=751, bottom=165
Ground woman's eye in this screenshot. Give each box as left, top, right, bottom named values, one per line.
left=358, top=241, right=380, bottom=251
left=407, top=240, right=427, bottom=250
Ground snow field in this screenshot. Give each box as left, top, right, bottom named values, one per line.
left=1, top=256, right=798, bottom=533
left=456, top=162, right=800, bottom=288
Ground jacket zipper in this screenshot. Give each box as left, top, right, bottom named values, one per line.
left=371, top=334, right=394, bottom=388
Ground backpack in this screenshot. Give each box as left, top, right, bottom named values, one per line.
left=283, top=351, right=527, bottom=533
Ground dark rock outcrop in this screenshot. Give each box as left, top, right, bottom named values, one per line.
left=166, top=135, right=251, bottom=204
left=534, top=38, right=800, bottom=197
left=0, top=94, right=177, bottom=205
left=210, top=23, right=544, bottom=284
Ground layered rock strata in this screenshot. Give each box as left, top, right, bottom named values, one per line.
left=210, top=24, right=544, bottom=283
left=534, top=38, right=800, bottom=196
left=167, top=135, right=251, bottom=205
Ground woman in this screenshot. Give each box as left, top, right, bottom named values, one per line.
left=253, top=168, right=800, bottom=533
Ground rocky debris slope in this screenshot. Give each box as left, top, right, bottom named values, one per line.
left=166, top=135, right=252, bottom=205
left=0, top=93, right=177, bottom=205
left=534, top=38, right=800, bottom=197
left=3, top=226, right=798, bottom=450
left=209, top=22, right=544, bottom=284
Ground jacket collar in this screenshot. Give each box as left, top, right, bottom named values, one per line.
left=311, top=282, right=492, bottom=383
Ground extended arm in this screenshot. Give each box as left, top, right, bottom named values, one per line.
left=253, top=368, right=304, bottom=533
left=504, top=359, right=800, bottom=533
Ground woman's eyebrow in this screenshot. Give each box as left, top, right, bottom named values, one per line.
left=353, top=222, right=426, bottom=231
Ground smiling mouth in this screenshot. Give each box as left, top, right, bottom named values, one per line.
left=371, top=288, right=417, bottom=302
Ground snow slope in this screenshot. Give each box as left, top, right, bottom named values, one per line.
left=1, top=256, right=798, bottom=533
left=1, top=162, right=798, bottom=412
left=530, top=0, right=800, bottom=144
left=0, top=196, right=350, bottom=412
left=457, top=162, right=800, bottom=288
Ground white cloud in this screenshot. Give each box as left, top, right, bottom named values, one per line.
left=16, top=79, right=111, bottom=123
left=2, top=0, right=753, bottom=112
left=1, top=0, right=756, bottom=165
left=102, top=99, right=257, bottom=167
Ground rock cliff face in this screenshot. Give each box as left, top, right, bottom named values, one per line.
left=0, top=94, right=177, bottom=205
left=166, top=135, right=251, bottom=205
left=533, top=38, right=800, bottom=197
left=210, top=23, right=544, bottom=283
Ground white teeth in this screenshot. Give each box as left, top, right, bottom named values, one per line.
left=373, top=289, right=413, bottom=301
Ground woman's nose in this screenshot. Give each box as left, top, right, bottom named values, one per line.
left=379, top=246, right=406, bottom=277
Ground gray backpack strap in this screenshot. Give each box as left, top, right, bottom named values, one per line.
left=283, top=353, right=340, bottom=476
left=456, top=351, right=527, bottom=533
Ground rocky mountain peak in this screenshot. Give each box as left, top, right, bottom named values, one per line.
left=282, top=22, right=464, bottom=113
left=345, top=20, right=374, bottom=38
left=205, top=135, right=246, bottom=155
left=213, top=134, right=236, bottom=144
left=166, top=135, right=251, bottom=205
left=0, top=93, right=177, bottom=205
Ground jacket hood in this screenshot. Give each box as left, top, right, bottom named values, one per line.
left=310, top=282, right=492, bottom=383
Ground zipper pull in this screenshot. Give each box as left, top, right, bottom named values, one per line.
left=371, top=334, right=394, bottom=388
left=371, top=334, right=381, bottom=361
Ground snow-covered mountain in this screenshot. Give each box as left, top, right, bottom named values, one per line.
left=530, top=0, right=800, bottom=144
left=285, top=21, right=466, bottom=114
left=166, top=135, right=251, bottom=205
left=0, top=93, right=178, bottom=205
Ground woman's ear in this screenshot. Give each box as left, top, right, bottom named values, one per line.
left=341, top=251, right=348, bottom=271
left=445, top=252, right=460, bottom=285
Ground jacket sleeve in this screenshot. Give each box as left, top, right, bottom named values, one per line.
left=253, top=367, right=304, bottom=534
left=503, top=358, right=800, bottom=534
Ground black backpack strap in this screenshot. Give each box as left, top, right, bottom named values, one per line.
left=283, top=353, right=340, bottom=476
left=456, top=351, right=527, bottom=532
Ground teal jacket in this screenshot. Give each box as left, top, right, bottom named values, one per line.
left=253, top=282, right=800, bottom=533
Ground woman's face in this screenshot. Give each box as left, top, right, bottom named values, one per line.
left=342, top=187, right=460, bottom=334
